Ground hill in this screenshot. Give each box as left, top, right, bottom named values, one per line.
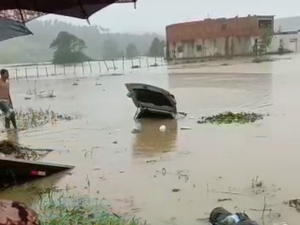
left=0, top=19, right=164, bottom=64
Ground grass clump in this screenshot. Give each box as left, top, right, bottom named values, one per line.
left=197, top=111, right=266, bottom=124
left=0, top=139, right=52, bottom=160
left=0, top=108, right=79, bottom=130
left=35, top=190, right=142, bottom=225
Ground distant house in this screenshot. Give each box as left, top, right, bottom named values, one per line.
left=269, top=17, right=300, bottom=53
left=270, top=30, right=300, bottom=53
left=165, top=15, right=274, bottom=61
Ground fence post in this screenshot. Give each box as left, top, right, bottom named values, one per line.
left=103, top=60, right=109, bottom=71
left=15, top=67, right=18, bottom=80
left=82, top=63, right=84, bottom=74
left=146, top=57, right=149, bottom=68
left=25, top=67, right=28, bottom=79
left=139, top=57, right=142, bottom=67
left=122, top=57, right=125, bottom=70
left=98, top=61, right=101, bottom=73
left=63, top=64, right=66, bottom=75
left=36, top=66, right=39, bottom=78
left=88, top=61, right=92, bottom=74
left=45, top=66, right=48, bottom=77
left=112, top=60, right=116, bottom=70
left=54, top=64, right=57, bottom=75
left=73, top=63, right=77, bottom=75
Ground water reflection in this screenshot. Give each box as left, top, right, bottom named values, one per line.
left=132, top=119, right=178, bottom=158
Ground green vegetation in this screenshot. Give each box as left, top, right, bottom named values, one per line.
left=0, top=140, right=50, bottom=160
left=126, top=43, right=139, bottom=58
left=33, top=188, right=142, bottom=225
left=197, top=112, right=266, bottom=124
left=0, top=108, right=79, bottom=130
left=258, top=27, right=273, bottom=56
left=50, top=31, right=91, bottom=64
left=0, top=20, right=162, bottom=64
left=148, top=38, right=165, bottom=57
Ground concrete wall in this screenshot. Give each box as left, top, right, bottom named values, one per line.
left=269, top=32, right=300, bottom=53
left=169, top=36, right=257, bottom=59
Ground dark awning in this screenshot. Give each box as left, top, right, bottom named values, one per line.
left=0, top=0, right=137, bottom=23
left=0, top=17, right=33, bottom=42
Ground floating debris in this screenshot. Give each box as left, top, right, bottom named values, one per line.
left=217, top=198, right=232, bottom=202
left=286, top=199, right=300, bottom=212
left=0, top=140, right=52, bottom=160
left=180, top=126, right=191, bottom=130
left=197, top=112, right=266, bottom=124
left=159, top=125, right=167, bottom=132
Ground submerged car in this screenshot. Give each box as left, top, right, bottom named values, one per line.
left=125, top=83, right=177, bottom=119
left=0, top=157, right=74, bottom=189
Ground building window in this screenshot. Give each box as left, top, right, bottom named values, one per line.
left=258, top=19, right=272, bottom=29
left=221, top=24, right=227, bottom=30
left=196, top=45, right=202, bottom=51
left=177, top=46, right=183, bottom=53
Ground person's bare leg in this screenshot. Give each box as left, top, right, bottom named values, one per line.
left=4, top=117, right=10, bottom=128
left=9, top=112, right=17, bottom=129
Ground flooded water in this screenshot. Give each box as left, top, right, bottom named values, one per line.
left=1, top=55, right=300, bottom=225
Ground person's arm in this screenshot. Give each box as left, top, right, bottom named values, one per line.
left=8, top=83, right=13, bottom=108
left=8, top=93, right=13, bottom=108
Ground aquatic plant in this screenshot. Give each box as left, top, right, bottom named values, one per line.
left=0, top=107, right=79, bottom=130
left=35, top=188, right=142, bottom=225
left=0, top=139, right=52, bottom=160
left=197, top=112, right=265, bottom=124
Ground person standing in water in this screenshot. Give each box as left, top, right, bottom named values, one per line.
left=0, top=69, right=17, bottom=129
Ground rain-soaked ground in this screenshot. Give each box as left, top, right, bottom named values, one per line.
left=0, top=55, right=300, bottom=225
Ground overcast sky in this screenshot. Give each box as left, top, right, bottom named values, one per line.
left=41, top=0, right=299, bottom=34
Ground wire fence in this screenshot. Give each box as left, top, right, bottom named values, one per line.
left=6, top=57, right=166, bottom=80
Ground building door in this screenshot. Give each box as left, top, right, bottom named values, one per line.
left=290, top=38, right=298, bottom=53
left=187, top=42, right=194, bottom=58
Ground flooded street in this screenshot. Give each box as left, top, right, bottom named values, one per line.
left=1, top=56, right=300, bottom=225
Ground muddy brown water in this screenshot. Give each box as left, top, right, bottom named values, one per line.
left=0, top=56, right=299, bottom=225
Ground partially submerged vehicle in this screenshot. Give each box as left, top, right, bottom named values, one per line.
left=0, top=157, right=74, bottom=189
left=125, top=83, right=177, bottom=119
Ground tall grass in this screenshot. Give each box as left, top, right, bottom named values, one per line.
left=0, top=107, right=80, bottom=130
left=34, top=187, right=143, bottom=225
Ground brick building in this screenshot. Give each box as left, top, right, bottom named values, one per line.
left=166, top=15, right=274, bottom=60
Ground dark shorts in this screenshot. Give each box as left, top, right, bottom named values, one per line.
left=0, top=100, right=13, bottom=118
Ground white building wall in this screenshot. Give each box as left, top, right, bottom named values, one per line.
left=269, top=32, right=300, bottom=53
left=168, top=36, right=256, bottom=60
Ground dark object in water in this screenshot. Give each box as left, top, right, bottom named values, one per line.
left=125, top=83, right=177, bottom=119
left=209, top=207, right=259, bottom=225
left=0, top=199, right=39, bottom=225
left=0, top=157, right=74, bottom=189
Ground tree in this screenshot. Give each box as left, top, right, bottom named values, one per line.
left=148, top=38, right=165, bottom=57
left=101, top=39, right=124, bottom=59
left=126, top=43, right=139, bottom=58
left=258, top=27, right=273, bottom=55
left=50, top=31, right=91, bottom=64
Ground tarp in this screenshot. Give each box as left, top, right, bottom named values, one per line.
left=0, top=17, right=32, bottom=42
left=0, top=0, right=137, bottom=23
